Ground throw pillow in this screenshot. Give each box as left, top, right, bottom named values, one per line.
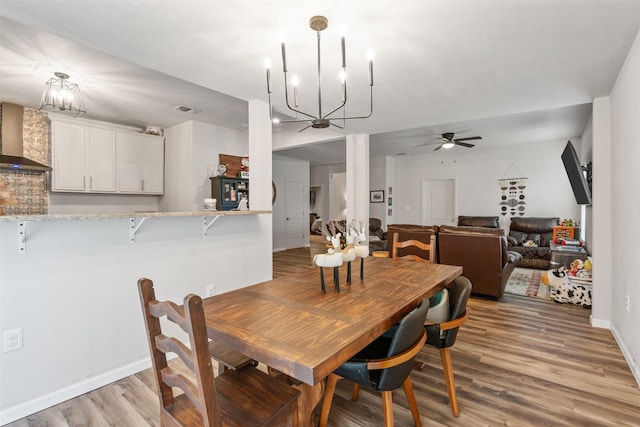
left=509, top=230, right=528, bottom=245
left=527, top=233, right=541, bottom=246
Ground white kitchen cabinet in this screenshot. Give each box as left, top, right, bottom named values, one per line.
left=116, top=132, right=164, bottom=194
left=51, top=121, right=116, bottom=193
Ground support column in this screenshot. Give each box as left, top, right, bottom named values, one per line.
left=248, top=100, right=272, bottom=210
left=591, top=96, right=612, bottom=328
left=345, top=134, right=370, bottom=230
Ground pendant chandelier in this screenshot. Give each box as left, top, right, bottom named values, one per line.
left=265, top=15, right=373, bottom=132
left=39, top=72, right=86, bottom=117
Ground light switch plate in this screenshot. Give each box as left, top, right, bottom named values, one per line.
left=3, top=329, right=23, bottom=352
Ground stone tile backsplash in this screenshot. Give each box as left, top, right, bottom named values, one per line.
left=0, top=105, right=49, bottom=215
left=0, top=171, right=48, bottom=215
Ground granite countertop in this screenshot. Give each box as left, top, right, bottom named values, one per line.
left=0, top=210, right=271, bottom=222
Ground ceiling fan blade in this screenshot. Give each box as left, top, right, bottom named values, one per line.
left=415, top=141, right=441, bottom=147
left=433, top=145, right=442, bottom=151
left=454, top=136, right=482, bottom=142
left=455, top=142, right=475, bottom=148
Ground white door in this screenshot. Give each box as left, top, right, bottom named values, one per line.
left=285, top=180, right=305, bottom=249
left=421, top=179, right=455, bottom=225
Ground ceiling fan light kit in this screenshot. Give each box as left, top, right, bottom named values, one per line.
left=265, top=15, right=373, bottom=132
left=432, top=132, right=482, bottom=151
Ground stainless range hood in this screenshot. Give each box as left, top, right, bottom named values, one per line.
left=0, top=102, right=52, bottom=172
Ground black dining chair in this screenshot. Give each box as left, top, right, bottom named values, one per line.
left=319, top=298, right=429, bottom=427
left=422, top=276, right=471, bottom=417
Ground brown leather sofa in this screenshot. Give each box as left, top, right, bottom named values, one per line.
left=507, top=217, right=559, bottom=269
left=386, top=224, right=439, bottom=262
left=438, top=224, right=519, bottom=299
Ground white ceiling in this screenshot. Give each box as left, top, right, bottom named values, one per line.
left=2, top=1, right=640, bottom=165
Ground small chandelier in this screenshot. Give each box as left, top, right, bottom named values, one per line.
left=265, top=15, right=373, bottom=132
left=39, top=72, right=86, bottom=117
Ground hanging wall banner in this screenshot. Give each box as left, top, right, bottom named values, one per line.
left=499, top=164, right=527, bottom=217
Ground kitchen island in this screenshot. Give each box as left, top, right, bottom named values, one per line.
left=0, top=210, right=272, bottom=423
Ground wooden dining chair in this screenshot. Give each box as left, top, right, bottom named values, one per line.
left=137, top=278, right=300, bottom=427
left=319, top=299, right=429, bottom=427
left=391, top=232, right=436, bottom=263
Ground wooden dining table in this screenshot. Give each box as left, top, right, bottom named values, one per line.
left=201, top=256, right=462, bottom=425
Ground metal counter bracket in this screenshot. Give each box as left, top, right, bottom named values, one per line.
left=130, top=217, right=149, bottom=243
left=203, top=215, right=221, bottom=237
left=18, top=222, right=27, bottom=254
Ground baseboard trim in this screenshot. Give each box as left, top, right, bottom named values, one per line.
left=610, top=323, right=640, bottom=388
left=0, top=358, right=151, bottom=426
left=590, top=315, right=611, bottom=329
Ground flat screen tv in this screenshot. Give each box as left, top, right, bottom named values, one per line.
left=561, top=140, right=592, bottom=205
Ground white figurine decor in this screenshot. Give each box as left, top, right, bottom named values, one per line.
left=314, top=232, right=345, bottom=292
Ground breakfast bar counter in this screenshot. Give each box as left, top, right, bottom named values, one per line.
left=0, top=209, right=271, bottom=221
left=0, top=209, right=273, bottom=422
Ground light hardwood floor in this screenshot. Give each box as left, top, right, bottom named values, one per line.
left=7, top=239, right=640, bottom=426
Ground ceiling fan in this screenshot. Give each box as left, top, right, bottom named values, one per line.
left=418, top=132, right=482, bottom=151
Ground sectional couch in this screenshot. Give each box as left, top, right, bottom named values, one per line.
left=387, top=217, right=521, bottom=299
left=507, top=217, right=560, bottom=270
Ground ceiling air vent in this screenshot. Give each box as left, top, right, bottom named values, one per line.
left=173, top=105, right=200, bottom=114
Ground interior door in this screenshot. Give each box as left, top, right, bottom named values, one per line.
left=285, top=180, right=305, bottom=249
left=421, top=178, right=455, bottom=225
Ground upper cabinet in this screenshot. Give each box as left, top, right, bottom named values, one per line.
left=51, top=121, right=116, bottom=193
left=50, top=117, right=164, bottom=195
left=116, top=132, right=164, bottom=194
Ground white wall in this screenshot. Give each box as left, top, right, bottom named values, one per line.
left=605, top=28, right=640, bottom=384
left=0, top=214, right=272, bottom=424
left=370, top=155, right=387, bottom=226
left=392, top=139, right=583, bottom=229
left=310, top=163, right=346, bottom=227
left=329, top=172, right=347, bottom=221
left=159, top=120, right=248, bottom=212
left=272, top=155, right=310, bottom=251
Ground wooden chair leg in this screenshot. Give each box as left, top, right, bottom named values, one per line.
left=319, top=373, right=339, bottom=427
left=381, top=391, right=394, bottom=427
left=403, top=377, right=422, bottom=427
left=216, top=363, right=227, bottom=376
left=439, top=347, right=460, bottom=417
left=352, top=383, right=360, bottom=401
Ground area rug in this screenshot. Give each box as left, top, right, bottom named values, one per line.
left=505, top=267, right=550, bottom=299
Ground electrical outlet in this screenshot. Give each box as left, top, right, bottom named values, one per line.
left=3, top=329, right=23, bottom=353
left=206, top=284, right=215, bottom=297
left=625, top=295, right=631, bottom=312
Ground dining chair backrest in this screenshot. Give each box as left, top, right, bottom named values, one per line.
left=391, top=232, right=436, bottom=263
left=377, top=298, right=429, bottom=390
left=138, top=278, right=219, bottom=426
left=424, top=276, right=471, bottom=349
left=443, top=276, right=472, bottom=347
